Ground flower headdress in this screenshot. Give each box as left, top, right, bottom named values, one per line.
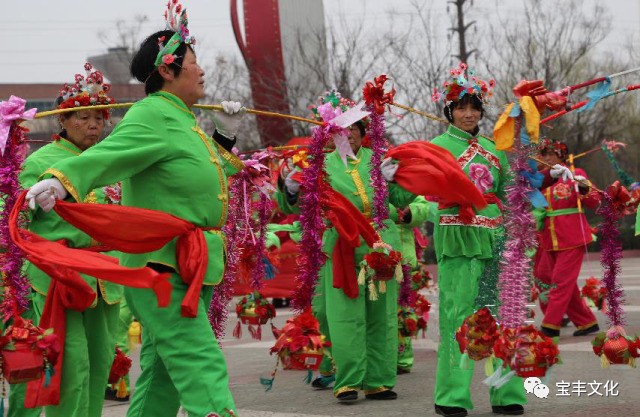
left=538, top=138, right=568, bottom=160
left=154, top=0, right=196, bottom=67
left=56, top=63, right=115, bottom=118
left=431, top=62, right=495, bottom=105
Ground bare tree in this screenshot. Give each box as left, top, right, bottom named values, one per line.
left=448, top=0, right=477, bottom=64
left=98, top=15, right=149, bottom=61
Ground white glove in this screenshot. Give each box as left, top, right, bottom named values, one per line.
left=380, top=157, right=399, bottom=182
left=25, top=178, right=68, bottom=212
left=212, top=101, right=245, bottom=138
left=284, top=171, right=300, bottom=194
left=550, top=164, right=574, bottom=182
left=574, top=175, right=587, bottom=183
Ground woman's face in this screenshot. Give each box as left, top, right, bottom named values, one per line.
left=168, top=48, right=205, bottom=107
left=539, top=151, right=563, bottom=167
left=348, top=124, right=363, bottom=153
left=60, top=109, right=105, bottom=151
left=451, top=102, right=482, bottom=133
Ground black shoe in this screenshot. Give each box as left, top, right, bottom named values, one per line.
left=434, top=404, right=468, bottom=417
left=492, top=404, right=524, bottom=415
left=336, top=390, right=358, bottom=402
left=573, top=324, right=600, bottom=336
left=311, top=375, right=335, bottom=389
left=561, top=317, right=571, bottom=327
left=365, top=389, right=397, bottom=400
left=540, top=326, right=560, bottom=338
left=397, top=367, right=411, bottom=375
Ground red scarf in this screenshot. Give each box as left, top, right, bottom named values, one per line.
left=9, top=191, right=216, bottom=406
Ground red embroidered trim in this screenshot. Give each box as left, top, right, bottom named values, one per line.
left=457, top=142, right=501, bottom=171
left=439, top=214, right=503, bottom=229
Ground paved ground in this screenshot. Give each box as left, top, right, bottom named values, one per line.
left=13, top=253, right=640, bottom=416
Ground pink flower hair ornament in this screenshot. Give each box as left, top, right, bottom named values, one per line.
left=154, top=0, right=196, bottom=68
left=431, top=62, right=495, bottom=105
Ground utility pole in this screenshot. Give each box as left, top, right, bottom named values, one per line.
left=448, top=0, right=477, bottom=64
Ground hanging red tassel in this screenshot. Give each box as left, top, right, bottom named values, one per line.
left=271, top=323, right=281, bottom=339
left=248, top=324, right=258, bottom=340
left=233, top=321, right=242, bottom=339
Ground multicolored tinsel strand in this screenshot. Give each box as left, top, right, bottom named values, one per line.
left=292, top=125, right=331, bottom=312
left=596, top=194, right=626, bottom=327
left=249, top=192, right=271, bottom=290
left=497, top=118, right=538, bottom=328
left=398, top=263, right=413, bottom=308
left=475, top=230, right=507, bottom=315
left=0, top=124, right=31, bottom=319
left=209, top=176, right=245, bottom=340
left=366, top=108, right=389, bottom=229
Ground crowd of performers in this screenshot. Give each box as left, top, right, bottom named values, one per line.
left=1, top=2, right=640, bottom=417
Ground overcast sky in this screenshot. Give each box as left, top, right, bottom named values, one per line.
left=2, top=0, right=639, bottom=84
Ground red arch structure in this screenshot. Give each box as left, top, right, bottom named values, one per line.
left=230, top=0, right=293, bottom=146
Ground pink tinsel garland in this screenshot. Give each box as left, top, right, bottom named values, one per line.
left=208, top=176, right=245, bottom=340
left=497, top=117, right=538, bottom=328
left=291, top=125, right=331, bottom=312
left=596, top=195, right=626, bottom=326
left=0, top=124, right=30, bottom=319
left=250, top=192, right=270, bottom=290
left=398, top=263, right=413, bottom=308
left=366, top=109, right=390, bottom=229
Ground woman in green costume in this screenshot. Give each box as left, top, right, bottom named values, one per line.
left=280, top=102, right=415, bottom=402
left=9, top=63, right=122, bottom=417
left=25, top=5, right=246, bottom=415
left=426, top=64, right=526, bottom=417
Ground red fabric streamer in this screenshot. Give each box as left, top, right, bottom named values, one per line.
left=290, top=172, right=381, bottom=298
left=387, top=141, right=488, bottom=212
left=363, top=74, right=396, bottom=115
left=323, top=186, right=380, bottom=299
left=8, top=192, right=175, bottom=407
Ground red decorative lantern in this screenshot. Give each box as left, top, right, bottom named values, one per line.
left=580, top=277, right=607, bottom=311
left=359, top=247, right=403, bottom=300
left=0, top=317, right=59, bottom=384
left=233, top=292, right=276, bottom=340
left=108, top=347, right=132, bottom=399
left=270, top=310, right=330, bottom=372
left=281, top=347, right=325, bottom=371
left=398, top=307, right=420, bottom=338
left=456, top=307, right=499, bottom=361
left=511, top=325, right=560, bottom=378
left=592, top=326, right=640, bottom=367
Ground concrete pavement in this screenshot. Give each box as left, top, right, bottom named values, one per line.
left=18, top=254, right=640, bottom=416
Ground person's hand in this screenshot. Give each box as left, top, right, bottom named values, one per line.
left=574, top=175, right=587, bottom=183
left=550, top=164, right=574, bottom=181
left=380, top=157, right=399, bottom=182
left=284, top=171, right=300, bottom=194
left=25, top=178, right=68, bottom=212
left=212, top=101, right=245, bottom=138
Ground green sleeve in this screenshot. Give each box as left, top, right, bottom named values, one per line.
left=407, top=196, right=438, bottom=227
left=388, top=182, right=417, bottom=208
left=636, top=209, right=639, bottom=236
left=264, top=230, right=281, bottom=249
left=19, top=157, right=47, bottom=189
left=45, top=102, right=171, bottom=201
